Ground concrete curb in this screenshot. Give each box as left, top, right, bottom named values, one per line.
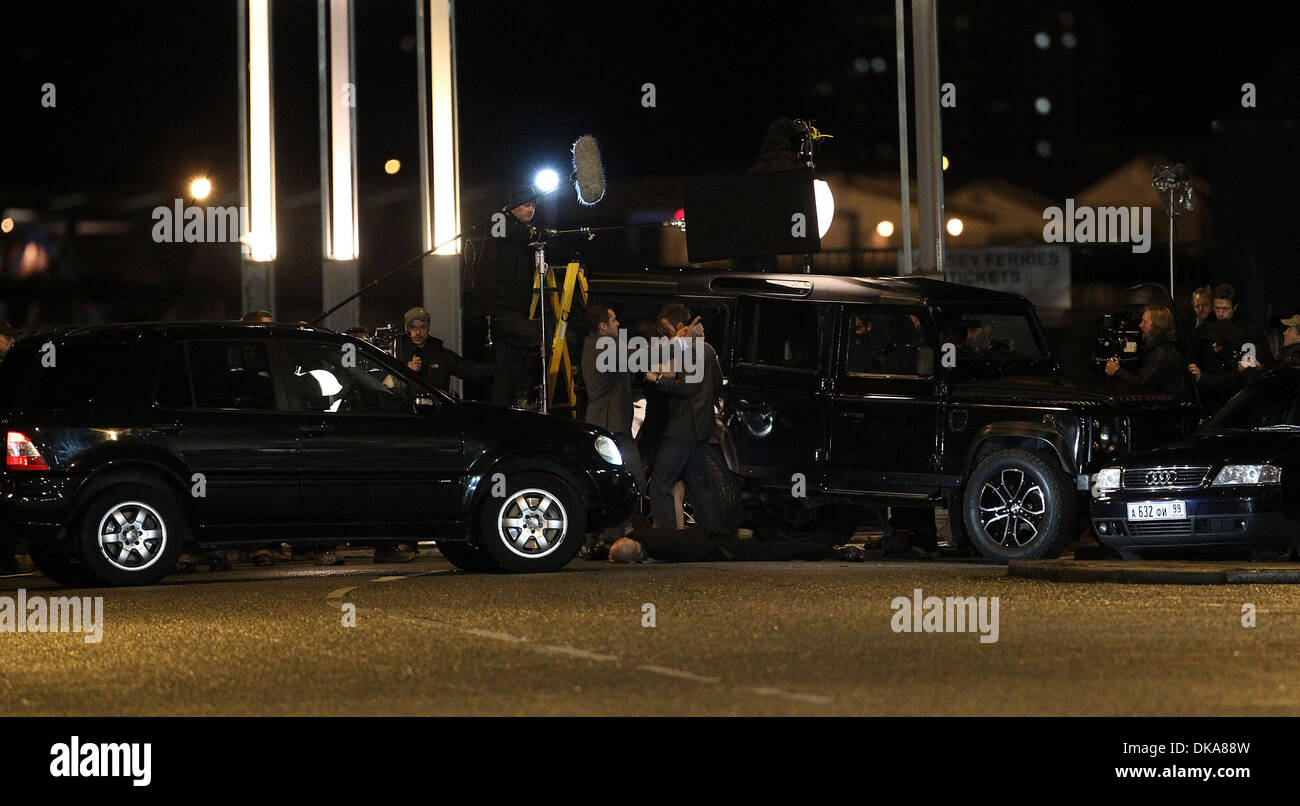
left=1008, top=559, right=1300, bottom=585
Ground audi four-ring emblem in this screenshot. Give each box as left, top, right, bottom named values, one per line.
left=1145, top=469, right=1177, bottom=486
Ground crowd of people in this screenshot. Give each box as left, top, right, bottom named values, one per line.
left=1103, top=283, right=1300, bottom=415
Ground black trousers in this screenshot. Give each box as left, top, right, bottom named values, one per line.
left=490, top=311, right=543, bottom=406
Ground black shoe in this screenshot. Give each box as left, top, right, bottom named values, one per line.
left=207, top=553, right=232, bottom=572
left=374, top=544, right=417, bottom=563
left=585, top=542, right=612, bottom=561
left=831, top=545, right=867, bottom=562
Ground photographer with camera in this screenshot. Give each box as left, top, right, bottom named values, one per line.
left=1104, top=304, right=1191, bottom=396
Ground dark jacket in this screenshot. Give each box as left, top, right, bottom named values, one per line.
left=654, top=339, right=724, bottom=442
left=393, top=333, right=493, bottom=393
left=478, top=211, right=538, bottom=317
left=1113, top=334, right=1191, bottom=396
left=582, top=332, right=634, bottom=435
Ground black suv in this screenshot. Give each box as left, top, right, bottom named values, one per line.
left=587, top=270, right=1199, bottom=561
left=0, top=323, right=636, bottom=585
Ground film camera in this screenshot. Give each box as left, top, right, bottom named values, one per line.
left=1095, top=311, right=1142, bottom=366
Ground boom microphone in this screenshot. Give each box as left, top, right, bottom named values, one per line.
left=572, top=134, right=605, bottom=206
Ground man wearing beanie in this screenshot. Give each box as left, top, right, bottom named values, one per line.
left=393, top=306, right=493, bottom=395
left=478, top=185, right=547, bottom=407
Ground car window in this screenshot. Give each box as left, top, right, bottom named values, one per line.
left=739, top=299, right=823, bottom=371
left=185, top=342, right=277, bottom=410
left=29, top=341, right=133, bottom=411
left=845, top=307, right=931, bottom=376
left=284, top=341, right=415, bottom=415
left=0, top=340, right=38, bottom=414
left=152, top=342, right=193, bottom=408
left=935, top=309, right=1048, bottom=361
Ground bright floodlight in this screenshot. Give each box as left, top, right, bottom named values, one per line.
left=947, top=217, right=964, bottom=237
left=813, top=179, right=834, bottom=239
left=191, top=177, right=212, bottom=200
left=876, top=220, right=894, bottom=238
left=534, top=169, right=560, bottom=194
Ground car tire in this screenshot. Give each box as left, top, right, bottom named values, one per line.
left=28, top=543, right=98, bottom=587
left=476, top=472, right=587, bottom=573
left=963, top=449, right=1076, bottom=562
left=74, top=483, right=187, bottom=586
left=434, top=539, right=502, bottom=572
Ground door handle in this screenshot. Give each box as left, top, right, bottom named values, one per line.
left=150, top=422, right=185, bottom=435
left=296, top=424, right=334, bottom=435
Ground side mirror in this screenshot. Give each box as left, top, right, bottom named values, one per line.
left=915, top=346, right=935, bottom=377
left=413, top=395, right=437, bottom=414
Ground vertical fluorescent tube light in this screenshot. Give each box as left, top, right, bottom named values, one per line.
left=321, top=0, right=358, bottom=260
left=243, top=0, right=277, bottom=262
left=419, top=0, right=460, bottom=254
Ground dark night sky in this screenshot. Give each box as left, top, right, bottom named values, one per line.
left=1, top=0, right=1297, bottom=324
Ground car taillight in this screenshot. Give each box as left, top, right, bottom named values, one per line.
left=6, top=431, right=49, bottom=470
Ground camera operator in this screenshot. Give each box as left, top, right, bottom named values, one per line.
left=1104, top=304, right=1190, bottom=396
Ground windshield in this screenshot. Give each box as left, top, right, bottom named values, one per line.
left=1203, top=373, right=1300, bottom=431
left=936, top=308, right=1050, bottom=365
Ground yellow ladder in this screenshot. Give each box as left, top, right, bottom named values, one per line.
left=528, top=262, right=588, bottom=417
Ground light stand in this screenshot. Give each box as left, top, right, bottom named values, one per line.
left=1151, top=163, right=1195, bottom=299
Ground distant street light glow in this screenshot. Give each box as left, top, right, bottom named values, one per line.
left=190, top=177, right=212, bottom=200
left=384, top=159, right=401, bottom=175
left=876, top=220, right=894, bottom=237
left=0, top=218, right=12, bottom=234
left=947, top=217, right=964, bottom=236
left=534, top=169, right=560, bottom=193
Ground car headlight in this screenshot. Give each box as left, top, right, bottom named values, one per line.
left=594, top=435, right=623, bottom=466
left=1093, top=467, right=1122, bottom=494
left=1211, top=464, right=1282, bottom=486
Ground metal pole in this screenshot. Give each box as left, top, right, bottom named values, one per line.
left=895, top=0, right=913, bottom=276
left=910, top=0, right=944, bottom=277
left=1168, top=215, right=1175, bottom=298
left=535, top=244, right=548, bottom=413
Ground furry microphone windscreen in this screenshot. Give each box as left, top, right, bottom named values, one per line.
left=572, top=134, right=606, bottom=206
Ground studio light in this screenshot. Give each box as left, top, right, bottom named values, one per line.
left=534, top=169, right=560, bottom=194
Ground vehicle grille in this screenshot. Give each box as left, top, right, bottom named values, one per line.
left=1121, top=466, right=1211, bottom=490
left=1124, top=521, right=1194, bottom=538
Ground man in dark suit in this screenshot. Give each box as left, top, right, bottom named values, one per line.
left=582, top=303, right=647, bottom=554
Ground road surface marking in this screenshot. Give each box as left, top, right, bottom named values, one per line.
left=326, top=586, right=359, bottom=600
left=749, top=687, right=832, bottom=705
left=635, top=664, right=720, bottom=683
left=538, top=645, right=620, bottom=662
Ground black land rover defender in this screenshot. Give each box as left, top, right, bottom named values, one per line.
left=586, top=270, right=1199, bottom=562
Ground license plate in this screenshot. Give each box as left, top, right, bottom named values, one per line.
left=1127, top=501, right=1187, bottom=521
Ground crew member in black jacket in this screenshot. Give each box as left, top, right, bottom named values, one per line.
left=479, top=185, right=545, bottom=407
left=393, top=306, right=492, bottom=395
left=1105, top=304, right=1192, bottom=396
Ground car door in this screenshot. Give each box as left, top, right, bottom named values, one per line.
left=279, top=338, right=464, bottom=539
left=144, top=337, right=301, bottom=540
left=827, top=305, right=944, bottom=497
left=724, top=296, right=833, bottom=489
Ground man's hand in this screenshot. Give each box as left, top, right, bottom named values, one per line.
left=675, top=316, right=704, bottom=340
left=1104, top=357, right=1120, bottom=377
left=1238, top=354, right=1259, bottom=370
left=408, top=356, right=423, bottom=372
left=1189, top=363, right=1201, bottom=381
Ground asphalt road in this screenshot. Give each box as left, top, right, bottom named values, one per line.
left=3, top=549, right=1300, bottom=716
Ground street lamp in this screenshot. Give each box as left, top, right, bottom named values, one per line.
left=190, top=177, right=212, bottom=200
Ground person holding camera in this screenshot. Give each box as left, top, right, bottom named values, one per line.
left=1104, top=305, right=1190, bottom=396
